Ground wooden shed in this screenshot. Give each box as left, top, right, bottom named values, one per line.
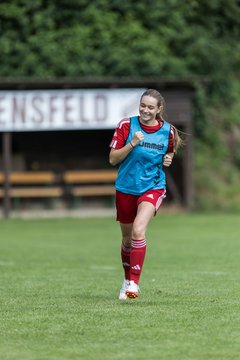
left=0, top=78, right=194, bottom=217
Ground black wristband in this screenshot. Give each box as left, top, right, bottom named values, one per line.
left=129, top=141, right=134, bottom=148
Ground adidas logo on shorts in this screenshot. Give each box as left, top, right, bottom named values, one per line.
left=146, top=194, right=154, bottom=199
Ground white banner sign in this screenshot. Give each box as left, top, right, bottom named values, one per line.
left=0, top=88, right=145, bottom=132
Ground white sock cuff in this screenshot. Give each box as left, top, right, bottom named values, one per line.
left=131, top=239, right=146, bottom=248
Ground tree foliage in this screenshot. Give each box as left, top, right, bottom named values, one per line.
left=0, top=0, right=239, bottom=80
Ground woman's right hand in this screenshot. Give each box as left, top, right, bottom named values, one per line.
left=131, top=131, right=144, bottom=147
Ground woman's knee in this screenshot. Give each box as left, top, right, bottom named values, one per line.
left=120, top=223, right=133, bottom=247
left=132, top=222, right=146, bottom=240
left=122, top=236, right=131, bottom=247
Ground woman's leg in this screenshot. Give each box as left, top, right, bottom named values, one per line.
left=129, top=201, right=155, bottom=286
left=118, top=222, right=133, bottom=299
left=119, top=222, right=132, bottom=280
left=132, top=201, right=155, bottom=239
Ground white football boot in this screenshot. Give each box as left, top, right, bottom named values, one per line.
left=118, top=279, right=130, bottom=300
left=126, top=280, right=139, bottom=299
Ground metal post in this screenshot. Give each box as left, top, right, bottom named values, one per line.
left=3, top=132, right=12, bottom=218
left=183, top=122, right=194, bottom=210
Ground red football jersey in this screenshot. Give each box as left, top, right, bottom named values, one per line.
left=110, top=117, right=175, bottom=153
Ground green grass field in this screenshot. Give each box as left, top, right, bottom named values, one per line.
left=0, top=213, right=239, bottom=360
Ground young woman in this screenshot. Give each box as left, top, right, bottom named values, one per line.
left=109, top=88, right=182, bottom=300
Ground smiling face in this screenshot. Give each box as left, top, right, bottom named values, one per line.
left=139, top=95, right=161, bottom=126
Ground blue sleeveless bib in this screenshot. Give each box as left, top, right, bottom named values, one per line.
left=116, top=116, right=171, bottom=195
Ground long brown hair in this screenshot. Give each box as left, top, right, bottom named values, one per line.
left=140, top=89, right=184, bottom=152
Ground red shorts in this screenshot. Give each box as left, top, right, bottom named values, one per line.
left=116, top=189, right=166, bottom=224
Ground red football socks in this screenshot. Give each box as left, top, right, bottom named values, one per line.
left=121, top=241, right=131, bottom=281
left=130, top=239, right=146, bottom=284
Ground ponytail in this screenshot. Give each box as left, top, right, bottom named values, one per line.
left=172, top=125, right=185, bottom=152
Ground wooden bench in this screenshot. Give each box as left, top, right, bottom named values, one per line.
left=0, top=171, right=63, bottom=208
left=0, top=169, right=117, bottom=209
left=63, top=169, right=117, bottom=206
left=0, top=171, right=57, bottom=185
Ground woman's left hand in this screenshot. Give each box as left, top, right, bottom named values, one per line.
left=163, top=154, right=173, bottom=167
